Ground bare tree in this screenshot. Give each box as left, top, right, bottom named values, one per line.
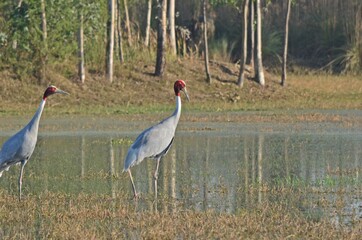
left=154, top=0, right=167, bottom=76
left=40, top=0, right=47, bottom=47
left=78, top=6, right=85, bottom=83
left=246, top=0, right=254, bottom=68
left=357, top=3, right=362, bottom=69
left=281, top=0, right=291, bottom=86
left=10, top=0, right=24, bottom=50
left=237, top=0, right=249, bottom=87
left=124, top=0, right=132, bottom=46
left=144, top=0, right=152, bottom=47
left=40, top=0, right=47, bottom=84
left=203, top=0, right=211, bottom=83
left=106, top=0, right=115, bottom=83
left=254, top=0, right=265, bottom=86
left=169, top=0, right=177, bottom=55
left=17, top=0, right=23, bottom=8
left=116, top=0, right=124, bottom=63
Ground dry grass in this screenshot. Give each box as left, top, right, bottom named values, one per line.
left=0, top=190, right=360, bottom=239
left=0, top=59, right=361, bottom=117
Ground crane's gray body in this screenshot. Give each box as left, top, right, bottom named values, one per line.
left=0, top=100, right=45, bottom=177
left=124, top=96, right=181, bottom=171
left=0, top=86, right=67, bottom=200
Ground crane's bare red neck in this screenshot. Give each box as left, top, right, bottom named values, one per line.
left=43, top=86, right=57, bottom=100
left=174, top=80, right=186, bottom=96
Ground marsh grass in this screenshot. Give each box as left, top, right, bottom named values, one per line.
left=0, top=186, right=360, bottom=239
left=1, top=160, right=361, bottom=238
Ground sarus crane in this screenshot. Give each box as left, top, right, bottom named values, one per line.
left=123, top=80, right=189, bottom=199
left=0, top=85, right=69, bottom=200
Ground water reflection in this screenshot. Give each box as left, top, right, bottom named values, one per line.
left=0, top=122, right=361, bottom=225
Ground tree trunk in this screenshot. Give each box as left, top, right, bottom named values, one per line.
left=154, top=0, right=167, bottom=76
left=124, top=0, right=132, bottom=46
left=116, top=0, right=124, bottom=63
left=254, top=0, right=265, bottom=86
left=237, top=0, right=249, bottom=87
left=144, top=0, right=152, bottom=47
left=106, top=0, right=115, bottom=83
left=40, top=0, right=47, bottom=84
left=203, top=0, right=211, bottom=84
left=356, top=3, right=362, bottom=71
left=41, top=0, right=47, bottom=41
left=78, top=8, right=85, bottom=83
left=169, top=0, right=177, bottom=55
left=281, top=0, right=291, bottom=86
left=247, top=0, right=255, bottom=68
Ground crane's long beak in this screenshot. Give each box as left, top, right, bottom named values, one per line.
left=55, top=89, right=69, bottom=95
left=181, top=88, right=190, bottom=101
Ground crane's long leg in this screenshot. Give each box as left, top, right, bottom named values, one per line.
left=154, top=158, right=161, bottom=197
left=18, top=161, right=27, bottom=201
left=128, top=169, right=138, bottom=199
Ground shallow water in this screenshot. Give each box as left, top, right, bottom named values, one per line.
left=0, top=112, right=361, bottom=226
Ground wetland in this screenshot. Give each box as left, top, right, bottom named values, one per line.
left=0, top=111, right=361, bottom=239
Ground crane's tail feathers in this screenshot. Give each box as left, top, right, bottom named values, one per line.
left=0, top=171, right=2, bottom=177
left=123, top=161, right=137, bottom=173
left=124, top=150, right=139, bottom=173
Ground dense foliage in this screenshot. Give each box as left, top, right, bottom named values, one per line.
left=0, top=0, right=361, bottom=81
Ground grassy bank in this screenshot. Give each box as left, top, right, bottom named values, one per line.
left=0, top=59, right=361, bottom=117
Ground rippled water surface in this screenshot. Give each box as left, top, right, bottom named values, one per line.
left=0, top=112, right=361, bottom=225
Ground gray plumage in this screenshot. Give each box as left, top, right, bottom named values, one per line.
left=124, top=112, right=178, bottom=171
left=0, top=85, right=68, bottom=200
left=124, top=80, right=189, bottom=199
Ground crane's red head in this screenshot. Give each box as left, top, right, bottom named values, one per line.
left=174, top=80, right=190, bottom=101
left=43, top=85, right=69, bottom=100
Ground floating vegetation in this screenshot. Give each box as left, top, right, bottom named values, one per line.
left=111, top=137, right=133, bottom=146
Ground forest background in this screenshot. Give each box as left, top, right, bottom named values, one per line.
left=0, top=0, right=361, bottom=115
